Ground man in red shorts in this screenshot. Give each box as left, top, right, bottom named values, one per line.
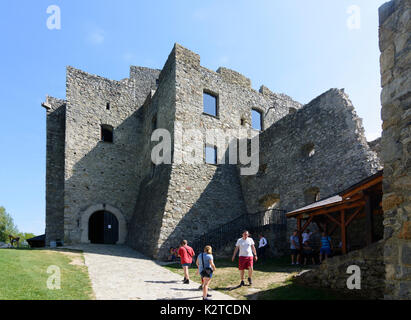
left=232, top=230, right=258, bottom=286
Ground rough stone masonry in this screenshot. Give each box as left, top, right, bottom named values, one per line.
left=379, top=0, right=411, bottom=300
left=42, top=43, right=381, bottom=260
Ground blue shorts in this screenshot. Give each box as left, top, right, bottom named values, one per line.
left=320, top=247, right=331, bottom=255
left=182, top=263, right=191, bottom=267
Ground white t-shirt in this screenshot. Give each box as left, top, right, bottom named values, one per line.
left=259, top=237, right=267, bottom=248
left=236, top=237, right=255, bottom=257
left=302, top=232, right=312, bottom=244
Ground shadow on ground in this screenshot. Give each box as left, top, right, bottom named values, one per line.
left=246, top=281, right=366, bottom=300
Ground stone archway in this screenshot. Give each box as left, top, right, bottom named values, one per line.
left=80, top=204, right=127, bottom=244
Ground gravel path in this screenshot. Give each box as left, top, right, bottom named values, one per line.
left=67, top=244, right=234, bottom=300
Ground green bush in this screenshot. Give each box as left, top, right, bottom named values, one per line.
left=0, top=206, right=35, bottom=244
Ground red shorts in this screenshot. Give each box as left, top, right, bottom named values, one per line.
left=239, top=256, right=254, bottom=270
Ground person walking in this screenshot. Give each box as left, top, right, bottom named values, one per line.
left=232, top=230, right=258, bottom=286
left=178, top=240, right=195, bottom=284
left=196, top=245, right=216, bottom=300
left=257, top=234, right=268, bottom=261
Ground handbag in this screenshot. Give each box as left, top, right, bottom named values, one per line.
left=200, top=253, right=213, bottom=277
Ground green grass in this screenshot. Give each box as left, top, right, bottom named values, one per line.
left=0, top=248, right=93, bottom=300
left=164, top=256, right=355, bottom=300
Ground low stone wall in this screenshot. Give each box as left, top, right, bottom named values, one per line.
left=293, top=240, right=385, bottom=299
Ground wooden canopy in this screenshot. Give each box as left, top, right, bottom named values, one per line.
left=286, top=171, right=383, bottom=254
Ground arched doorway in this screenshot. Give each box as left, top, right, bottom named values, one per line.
left=88, top=211, right=119, bottom=244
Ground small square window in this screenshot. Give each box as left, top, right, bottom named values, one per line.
left=203, top=92, right=218, bottom=117
left=205, top=146, right=217, bottom=165
left=252, top=109, right=263, bottom=131
left=101, top=125, right=114, bottom=143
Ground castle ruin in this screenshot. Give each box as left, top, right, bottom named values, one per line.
left=42, top=43, right=382, bottom=260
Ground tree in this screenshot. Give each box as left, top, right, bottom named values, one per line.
left=0, top=206, right=19, bottom=242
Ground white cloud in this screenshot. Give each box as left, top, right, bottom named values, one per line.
left=87, top=29, right=105, bottom=45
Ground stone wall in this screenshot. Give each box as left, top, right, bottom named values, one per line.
left=369, top=138, right=382, bottom=159
left=42, top=96, right=66, bottom=245
left=294, top=240, right=386, bottom=299
left=61, top=65, right=160, bottom=244
left=379, top=0, right=411, bottom=300
left=240, top=89, right=382, bottom=222
left=127, top=46, right=177, bottom=257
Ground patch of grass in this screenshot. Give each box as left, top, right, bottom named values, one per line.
left=0, top=248, right=93, bottom=300
left=163, top=256, right=351, bottom=300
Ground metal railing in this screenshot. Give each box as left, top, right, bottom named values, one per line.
left=190, top=209, right=287, bottom=255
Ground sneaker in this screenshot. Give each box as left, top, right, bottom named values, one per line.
left=183, top=279, right=190, bottom=284
left=183, top=278, right=187, bottom=282
left=248, top=278, right=253, bottom=285
left=240, top=281, right=245, bottom=287
left=198, top=285, right=203, bottom=290
left=203, top=297, right=210, bottom=300
left=207, top=294, right=212, bottom=297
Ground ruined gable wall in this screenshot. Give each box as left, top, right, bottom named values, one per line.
left=369, top=138, right=382, bottom=159
left=241, top=89, right=382, bottom=217
left=63, top=66, right=159, bottom=244
left=379, top=0, right=411, bottom=300
left=42, top=96, right=66, bottom=245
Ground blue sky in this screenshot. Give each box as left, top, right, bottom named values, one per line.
left=0, top=0, right=387, bottom=235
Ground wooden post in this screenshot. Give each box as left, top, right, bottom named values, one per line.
left=365, top=194, right=374, bottom=246
left=341, top=210, right=347, bottom=254
left=297, top=217, right=303, bottom=247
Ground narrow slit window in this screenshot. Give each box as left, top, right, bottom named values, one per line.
left=101, top=125, right=114, bottom=143
left=106, top=102, right=110, bottom=110
left=150, top=163, right=156, bottom=179
left=203, top=92, right=218, bottom=117
left=152, top=115, right=157, bottom=131
left=205, top=145, right=217, bottom=165
left=252, top=109, right=263, bottom=131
